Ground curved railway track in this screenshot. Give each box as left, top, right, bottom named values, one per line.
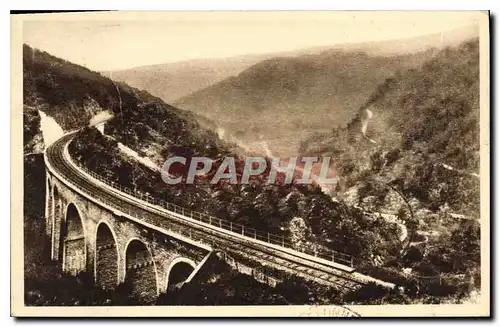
left=46, top=133, right=388, bottom=292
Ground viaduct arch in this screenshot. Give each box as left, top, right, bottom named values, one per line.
left=124, top=238, right=159, bottom=302
left=165, top=257, right=196, bottom=291
left=95, top=221, right=119, bottom=290
left=61, top=202, right=87, bottom=275
left=46, top=171, right=209, bottom=303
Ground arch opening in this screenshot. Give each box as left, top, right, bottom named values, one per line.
left=95, top=222, right=119, bottom=290
left=166, top=258, right=196, bottom=292
left=51, top=185, right=62, bottom=260
left=125, top=239, right=158, bottom=303
left=45, top=177, right=53, bottom=240
left=61, top=203, right=86, bottom=275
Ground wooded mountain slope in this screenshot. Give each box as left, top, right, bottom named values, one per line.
left=300, top=38, right=480, bottom=216
left=174, top=48, right=438, bottom=155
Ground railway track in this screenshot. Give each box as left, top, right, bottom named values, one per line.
left=46, top=133, right=375, bottom=291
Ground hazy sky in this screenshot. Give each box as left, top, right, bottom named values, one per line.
left=22, top=11, right=482, bottom=71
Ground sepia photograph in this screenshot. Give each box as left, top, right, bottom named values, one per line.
left=11, top=10, right=490, bottom=317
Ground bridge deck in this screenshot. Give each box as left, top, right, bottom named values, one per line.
left=46, top=133, right=393, bottom=291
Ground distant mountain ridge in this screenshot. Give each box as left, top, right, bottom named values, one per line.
left=171, top=25, right=479, bottom=156
left=102, top=55, right=267, bottom=103
left=103, top=24, right=478, bottom=107
left=173, top=48, right=438, bottom=156
left=326, top=24, right=479, bottom=56
left=102, top=46, right=357, bottom=104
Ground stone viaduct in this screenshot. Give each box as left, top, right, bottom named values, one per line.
left=41, top=133, right=394, bottom=305
left=44, top=172, right=210, bottom=303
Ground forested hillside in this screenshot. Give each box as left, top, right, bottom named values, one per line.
left=24, top=44, right=166, bottom=130
left=298, top=38, right=481, bottom=299
left=300, top=38, right=480, bottom=216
